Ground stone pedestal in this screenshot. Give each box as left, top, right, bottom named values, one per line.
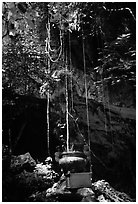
left=66, top=172, right=92, bottom=189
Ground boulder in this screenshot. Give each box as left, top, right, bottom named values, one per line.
left=92, top=180, right=133, bottom=202
left=76, top=187, right=97, bottom=202
left=10, top=152, right=36, bottom=173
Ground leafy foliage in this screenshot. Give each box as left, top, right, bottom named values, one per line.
left=2, top=2, right=136, bottom=105
left=94, top=32, right=136, bottom=97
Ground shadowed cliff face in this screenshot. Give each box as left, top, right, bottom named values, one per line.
left=72, top=91, right=135, bottom=198
left=2, top=83, right=136, bottom=198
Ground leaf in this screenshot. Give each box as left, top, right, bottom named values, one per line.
left=25, top=12, right=32, bottom=20
left=19, top=23, right=25, bottom=32
left=26, top=18, right=35, bottom=29
left=8, top=2, right=15, bottom=9
left=7, top=10, right=13, bottom=20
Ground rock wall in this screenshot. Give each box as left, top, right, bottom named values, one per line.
left=2, top=82, right=136, bottom=198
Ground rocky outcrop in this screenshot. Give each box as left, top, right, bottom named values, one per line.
left=2, top=149, right=135, bottom=202
left=2, top=153, right=60, bottom=201
left=10, top=152, right=36, bottom=173
left=28, top=176, right=133, bottom=202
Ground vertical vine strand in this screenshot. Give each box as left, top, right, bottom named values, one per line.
left=69, top=31, right=74, bottom=112
left=98, top=23, right=108, bottom=137
left=46, top=10, right=50, bottom=156
left=106, top=85, right=113, bottom=147
left=65, top=49, right=69, bottom=152
left=101, top=75, right=108, bottom=136
left=82, top=29, right=92, bottom=172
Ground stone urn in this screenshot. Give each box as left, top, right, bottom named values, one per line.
left=59, top=151, right=87, bottom=173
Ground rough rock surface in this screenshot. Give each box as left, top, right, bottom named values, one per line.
left=92, top=180, right=133, bottom=202
left=2, top=89, right=136, bottom=198
left=10, top=152, right=36, bottom=173
left=2, top=152, right=134, bottom=202
left=2, top=153, right=59, bottom=201
left=29, top=176, right=133, bottom=202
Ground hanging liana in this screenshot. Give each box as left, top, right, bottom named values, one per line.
left=45, top=15, right=63, bottom=63
left=82, top=26, right=92, bottom=172
left=65, top=50, right=69, bottom=152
